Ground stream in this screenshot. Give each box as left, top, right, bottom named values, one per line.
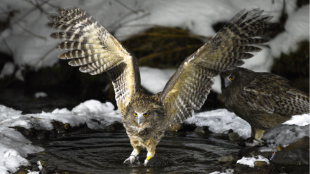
left=28, top=130, right=240, bottom=173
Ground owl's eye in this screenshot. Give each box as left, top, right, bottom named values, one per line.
left=229, top=76, right=235, bottom=80
left=143, top=113, right=149, bottom=117
left=134, top=113, right=138, bottom=117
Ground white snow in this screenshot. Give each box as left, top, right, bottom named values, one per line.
left=186, top=109, right=310, bottom=146
left=237, top=155, right=270, bottom=167
left=37, top=160, right=42, bottom=171
left=270, top=5, right=309, bottom=57
left=185, top=109, right=251, bottom=138
left=140, top=67, right=175, bottom=93
left=34, top=92, right=47, bottom=98
left=283, top=113, right=310, bottom=126
left=0, top=0, right=306, bottom=93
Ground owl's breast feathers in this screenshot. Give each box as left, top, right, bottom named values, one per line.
left=122, top=90, right=166, bottom=146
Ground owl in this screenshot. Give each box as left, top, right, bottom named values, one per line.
left=47, top=8, right=274, bottom=165
left=221, top=67, right=309, bottom=146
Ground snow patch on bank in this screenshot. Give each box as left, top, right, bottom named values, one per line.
left=237, top=155, right=270, bottom=167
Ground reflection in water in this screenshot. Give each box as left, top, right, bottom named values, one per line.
left=29, top=131, right=240, bottom=173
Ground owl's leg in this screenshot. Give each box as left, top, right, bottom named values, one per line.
left=124, top=140, right=142, bottom=164
left=246, top=128, right=265, bottom=146
left=144, top=139, right=157, bottom=166
left=253, top=128, right=265, bottom=146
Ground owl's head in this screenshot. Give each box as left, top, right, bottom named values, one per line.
left=220, top=67, right=254, bottom=92
left=125, top=99, right=165, bottom=128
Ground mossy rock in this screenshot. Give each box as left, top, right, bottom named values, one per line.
left=121, top=27, right=207, bottom=68
left=271, top=41, right=309, bottom=94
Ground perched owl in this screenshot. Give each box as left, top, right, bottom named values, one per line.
left=221, top=67, right=309, bottom=146
left=47, top=8, right=274, bottom=165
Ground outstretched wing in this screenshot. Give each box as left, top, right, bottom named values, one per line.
left=160, top=9, right=274, bottom=123
left=47, top=8, right=140, bottom=114
left=238, top=73, right=309, bottom=115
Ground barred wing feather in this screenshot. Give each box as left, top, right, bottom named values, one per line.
left=160, top=9, right=275, bottom=124
left=48, top=8, right=141, bottom=114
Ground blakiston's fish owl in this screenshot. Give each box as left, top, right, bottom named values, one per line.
left=48, top=8, right=274, bottom=165
left=221, top=67, right=309, bottom=146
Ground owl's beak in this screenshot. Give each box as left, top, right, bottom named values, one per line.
left=135, top=115, right=145, bottom=125
left=224, top=76, right=232, bottom=88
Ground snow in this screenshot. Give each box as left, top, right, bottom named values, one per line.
left=237, top=155, right=270, bottom=167
left=270, top=5, right=309, bottom=57
left=283, top=113, right=310, bottom=126
left=187, top=109, right=310, bottom=146
left=34, top=92, right=47, bottom=98
left=0, top=99, right=308, bottom=173
left=185, top=109, right=251, bottom=138
left=140, top=67, right=175, bottom=93
left=0, top=0, right=307, bottom=93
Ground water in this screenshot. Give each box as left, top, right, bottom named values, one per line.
left=29, top=130, right=240, bottom=173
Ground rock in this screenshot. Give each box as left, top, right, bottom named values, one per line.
left=238, top=147, right=258, bottom=158
left=238, top=146, right=274, bottom=159
left=228, top=129, right=240, bottom=141
left=276, top=145, right=283, bottom=151
left=194, top=126, right=210, bottom=136
left=52, top=121, right=66, bottom=134
left=147, top=156, right=174, bottom=167
left=218, top=153, right=239, bottom=163
left=64, top=123, right=70, bottom=129
left=234, top=163, right=255, bottom=173
left=37, top=131, right=50, bottom=140
left=168, top=123, right=183, bottom=131
left=221, top=162, right=235, bottom=171
left=270, top=149, right=309, bottom=165
left=16, top=171, right=27, bottom=174
left=254, top=161, right=268, bottom=167
left=284, top=136, right=309, bottom=151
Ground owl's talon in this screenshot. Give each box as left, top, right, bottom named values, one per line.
left=124, top=155, right=136, bottom=164
left=245, top=139, right=265, bottom=147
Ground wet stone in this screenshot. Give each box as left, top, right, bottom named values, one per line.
left=104, top=121, right=124, bottom=132
left=238, top=146, right=273, bottom=159
left=52, top=121, right=67, bottom=134
left=218, top=153, right=239, bottom=163
left=147, top=156, right=174, bottom=167
left=254, top=161, right=268, bottom=167
left=234, top=163, right=255, bottom=173
left=37, top=131, right=50, bottom=140
left=220, top=162, right=235, bottom=171
left=238, top=147, right=258, bottom=158
left=64, top=123, right=70, bottom=129
left=276, top=145, right=283, bottom=151
left=228, top=129, right=240, bottom=141
left=16, top=171, right=27, bottom=174
left=270, top=149, right=309, bottom=165
left=194, top=126, right=210, bottom=136
left=284, top=136, right=309, bottom=151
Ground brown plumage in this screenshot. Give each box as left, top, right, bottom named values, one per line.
left=48, top=7, right=274, bottom=165
left=221, top=67, right=309, bottom=146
